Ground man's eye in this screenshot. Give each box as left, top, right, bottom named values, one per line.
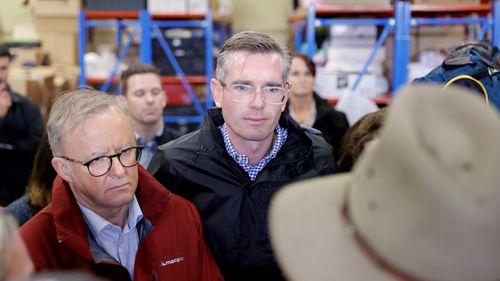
left=232, top=85, right=251, bottom=92
left=265, top=87, right=281, bottom=94
left=133, top=91, right=145, bottom=97
left=89, top=156, right=108, bottom=165
left=151, top=89, right=162, bottom=96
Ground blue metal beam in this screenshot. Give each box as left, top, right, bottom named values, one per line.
left=151, top=25, right=205, bottom=116
left=493, top=0, right=500, bottom=47
left=78, top=10, right=86, bottom=87
left=306, top=4, right=316, bottom=58
left=392, top=0, right=411, bottom=94
left=139, top=10, right=152, bottom=64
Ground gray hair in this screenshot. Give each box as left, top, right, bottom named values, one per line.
left=47, top=89, right=130, bottom=156
left=0, top=212, right=19, bottom=281
left=215, top=31, right=292, bottom=83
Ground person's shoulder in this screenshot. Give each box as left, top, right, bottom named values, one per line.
left=10, top=89, right=38, bottom=108
left=159, top=125, right=183, bottom=143
left=19, top=205, right=55, bottom=241
left=4, top=195, right=36, bottom=225
left=160, top=129, right=200, bottom=153
left=301, top=126, right=323, bottom=136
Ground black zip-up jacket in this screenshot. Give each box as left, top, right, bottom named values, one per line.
left=285, top=93, right=349, bottom=159
left=0, top=87, right=43, bottom=206
left=149, top=108, right=336, bottom=281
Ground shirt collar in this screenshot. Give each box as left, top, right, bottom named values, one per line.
left=218, top=123, right=287, bottom=166
left=135, top=124, right=164, bottom=143
left=78, top=195, right=144, bottom=236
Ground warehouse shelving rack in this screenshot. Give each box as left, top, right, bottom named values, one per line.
left=78, top=9, right=217, bottom=125
left=292, top=0, right=500, bottom=100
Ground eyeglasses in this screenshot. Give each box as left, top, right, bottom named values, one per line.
left=58, top=146, right=143, bottom=177
left=219, top=81, right=288, bottom=105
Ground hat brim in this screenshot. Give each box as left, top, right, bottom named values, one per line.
left=269, top=174, right=397, bottom=281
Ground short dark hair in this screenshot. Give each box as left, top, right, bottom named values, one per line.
left=120, top=63, right=160, bottom=96
left=0, top=45, right=12, bottom=61
left=215, top=31, right=292, bottom=83
left=291, top=52, right=316, bottom=77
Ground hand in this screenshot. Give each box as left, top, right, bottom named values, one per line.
left=0, top=82, right=12, bottom=118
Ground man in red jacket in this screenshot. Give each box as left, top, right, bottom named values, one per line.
left=19, top=89, right=223, bottom=281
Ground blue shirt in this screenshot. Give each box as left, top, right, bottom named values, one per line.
left=136, top=124, right=164, bottom=168
left=78, top=196, right=144, bottom=280
left=218, top=123, right=288, bottom=181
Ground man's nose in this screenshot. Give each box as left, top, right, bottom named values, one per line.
left=108, top=156, right=126, bottom=177
left=249, top=88, right=265, bottom=108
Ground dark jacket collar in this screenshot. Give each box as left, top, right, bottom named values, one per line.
left=199, top=108, right=313, bottom=162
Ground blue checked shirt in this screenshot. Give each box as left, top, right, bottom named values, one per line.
left=218, top=123, right=288, bottom=181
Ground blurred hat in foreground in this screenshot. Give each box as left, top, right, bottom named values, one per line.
left=270, top=84, right=500, bottom=281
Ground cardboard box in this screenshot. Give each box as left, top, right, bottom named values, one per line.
left=31, top=0, right=80, bottom=17
left=34, top=16, right=78, bottom=33
left=233, top=0, right=290, bottom=31
left=39, top=32, right=78, bottom=65
left=189, top=0, right=209, bottom=13
left=148, top=0, right=188, bottom=13
left=8, top=67, right=55, bottom=118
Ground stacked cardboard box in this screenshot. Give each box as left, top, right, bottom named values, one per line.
left=147, top=0, right=209, bottom=13
left=300, top=0, right=390, bottom=7
left=30, top=0, right=80, bottom=65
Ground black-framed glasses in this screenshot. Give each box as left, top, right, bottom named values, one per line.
left=219, top=80, right=288, bottom=105
left=57, top=146, right=144, bottom=177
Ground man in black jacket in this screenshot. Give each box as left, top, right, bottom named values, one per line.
left=0, top=45, right=44, bottom=206
left=119, top=63, right=180, bottom=168
left=149, top=31, right=336, bottom=281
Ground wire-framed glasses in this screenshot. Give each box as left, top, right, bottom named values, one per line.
left=220, top=81, right=288, bottom=105
left=57, top=146, right=144, bottom=177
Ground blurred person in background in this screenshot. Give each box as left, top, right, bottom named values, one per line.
left=120, top=63, right=181, bottom=168
left=5, top=132, right=56, bottom=225
left=285, top=52, right=349, bottom=158
left=337, top=108, right=387, bottom=172
left=0, top=211, right=34, bottom=281
left=0, top=44, right=44, bottom=206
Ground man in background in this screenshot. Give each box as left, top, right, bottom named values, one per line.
left=120, top=63, right=180, bottom=168
left=0, top=44, right=44, bottom=206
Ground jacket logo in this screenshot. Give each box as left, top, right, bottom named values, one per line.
left=160, top=257, right=184, bottom=267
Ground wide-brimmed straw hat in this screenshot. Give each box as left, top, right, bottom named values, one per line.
left=269, top=84, right=500, bottom=281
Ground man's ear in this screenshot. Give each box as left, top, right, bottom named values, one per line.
left=281, top=87, right=290, bottom=112
left=118, top=95, right=128, bottom=108
left=211, top=78, right=223, bottom=108
left=161, top=90, right=167, bottom=108
left=51, top=158, right=72, bottom=184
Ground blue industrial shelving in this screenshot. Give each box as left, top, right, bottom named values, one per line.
left=294, top=0, right=500, bottom=98
left=78, top=9, right=220, bottom=125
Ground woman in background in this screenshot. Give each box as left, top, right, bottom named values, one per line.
left=286, top=53, right=349, bottom=157
left=5, top=132, right=56, bottom=225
